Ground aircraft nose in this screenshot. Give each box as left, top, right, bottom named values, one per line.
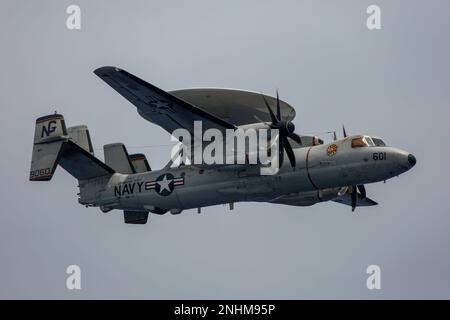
left=408, top=154, right=417, bottom=167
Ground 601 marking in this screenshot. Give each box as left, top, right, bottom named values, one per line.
left=373, top=152, right=387, bottom=161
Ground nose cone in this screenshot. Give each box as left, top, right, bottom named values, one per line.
left=408, top=154, right=417, bottom=167
left=391, top=149, right=416, bottom=176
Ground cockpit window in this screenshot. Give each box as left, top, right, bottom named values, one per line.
left=365, top=137, right=375, bottom=146
left=352, top=136, right=386, bottom=148
left=351, top=137, right=368, bottom=148
left=372, top=137, right=386, bottom=146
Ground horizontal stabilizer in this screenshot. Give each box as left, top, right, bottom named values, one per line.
left=59, top=141, right=114, bottom=180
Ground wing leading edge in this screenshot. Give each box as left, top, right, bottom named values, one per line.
left=94, top=66, right=236, bottom=136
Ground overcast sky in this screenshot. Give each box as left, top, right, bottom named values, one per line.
left=1, top=0, right=449, bottom=299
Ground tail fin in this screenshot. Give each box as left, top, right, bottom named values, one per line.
left=129, top=153, right=151, bottom=173
left=30, top=114, right=67, bottom=181
left=30, top=114, right=114, bottom=181
left=67, top=125, right=94, bottom=155
left=103, top=145, right=152, bottom=174
left=104, top=143, right=135, bottom=174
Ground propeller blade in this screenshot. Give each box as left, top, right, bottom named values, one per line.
left=262, top=96, right=278, bottom=124
left=342, top=124, right=348, bottom=138
left=333, top=131, right=337, bottom=141
left=288, top=132, right=303, bottom=145
left=351, top=186, right=357, bottom=212
left=338, top=186, right=348, bottom=196
left=278, top=134, right=284, bottom=168
left=283, top=137, right=296, bottom=170
left=276, top=90, right=281, bottom=121
left=357, top=184, right=366, bottom=199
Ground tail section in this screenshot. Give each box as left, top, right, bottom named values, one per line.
left=103, top=144, right=152, bottom=174
left=129, top=153, right=151, bottom=173
left=104, top=143, right=135, bottom=174
left=30, top=114, right=115, bottom=181
left=58, top=141, right=114, bottom=180
left=67, top=125, right=94, bottom=155
left=30, top=114, right=67, bottom=181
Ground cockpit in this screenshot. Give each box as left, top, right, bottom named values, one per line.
left=351, top=136, right=386, bottom=148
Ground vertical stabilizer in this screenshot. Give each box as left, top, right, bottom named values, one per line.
left=129, top=153, right=151, bottom=172
left=103, top=143, right=135, bottom=174
left=68, top=125, right=94, bottom=155
left=30, top=114, right=68, bottom=181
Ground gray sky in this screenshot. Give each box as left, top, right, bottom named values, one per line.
left=1, top=0, right=449, bottom=299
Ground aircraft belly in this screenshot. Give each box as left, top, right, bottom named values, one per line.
left=270, top=169, right=311, bottom=198
left=175, top=181, right=237, bottom=208
left=309, top=165, right=343, bottom=189
left=175, top=169, right=245, bottom=208
left=138, top=190, right=183, bottom=210
left=173, top=168, right=311, bottom=209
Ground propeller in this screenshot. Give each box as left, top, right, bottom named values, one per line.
left=262, top=91, right=302, bottom=170
left=341, top=124, right=367, bottom=212
left=348, top=184, right=367, bottom=212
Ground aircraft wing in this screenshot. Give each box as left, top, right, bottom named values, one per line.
left=332, top=194, right=378, bottom=207
left=94, top=66, right=236, bottom=136
left=269, top=192, right=378, bottom=207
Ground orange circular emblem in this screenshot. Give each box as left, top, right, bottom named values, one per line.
left=327, top=144, right=337, bottom=156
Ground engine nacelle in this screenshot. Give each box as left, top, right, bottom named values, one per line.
left=273, top=188, right=340, bottom=206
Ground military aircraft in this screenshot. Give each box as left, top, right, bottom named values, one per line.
left=29, top=66, right=416, bottom=224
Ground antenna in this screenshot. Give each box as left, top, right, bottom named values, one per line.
left=342, top=124, right=348, bottom=138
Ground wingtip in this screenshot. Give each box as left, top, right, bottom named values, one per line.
left=93, top=66, right=123, bottom=76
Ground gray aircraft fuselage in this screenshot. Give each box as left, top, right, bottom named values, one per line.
left=78, top=136, right=416, bottom=214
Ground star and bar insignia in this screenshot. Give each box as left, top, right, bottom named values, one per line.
left=147, top=173, right=184, bottom=196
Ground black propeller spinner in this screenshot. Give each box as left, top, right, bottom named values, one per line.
left=342, top=124, right=367, bottom=212
left=262, top=91, right=302, bottom=170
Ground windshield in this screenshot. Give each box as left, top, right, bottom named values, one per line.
left=351, top=137, right=369, bottom=148
left=365, top=136, right=375, bottom=146
left=371, top=137, right=386, bottom=146
left=352, top=136, right=386, bottom=148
